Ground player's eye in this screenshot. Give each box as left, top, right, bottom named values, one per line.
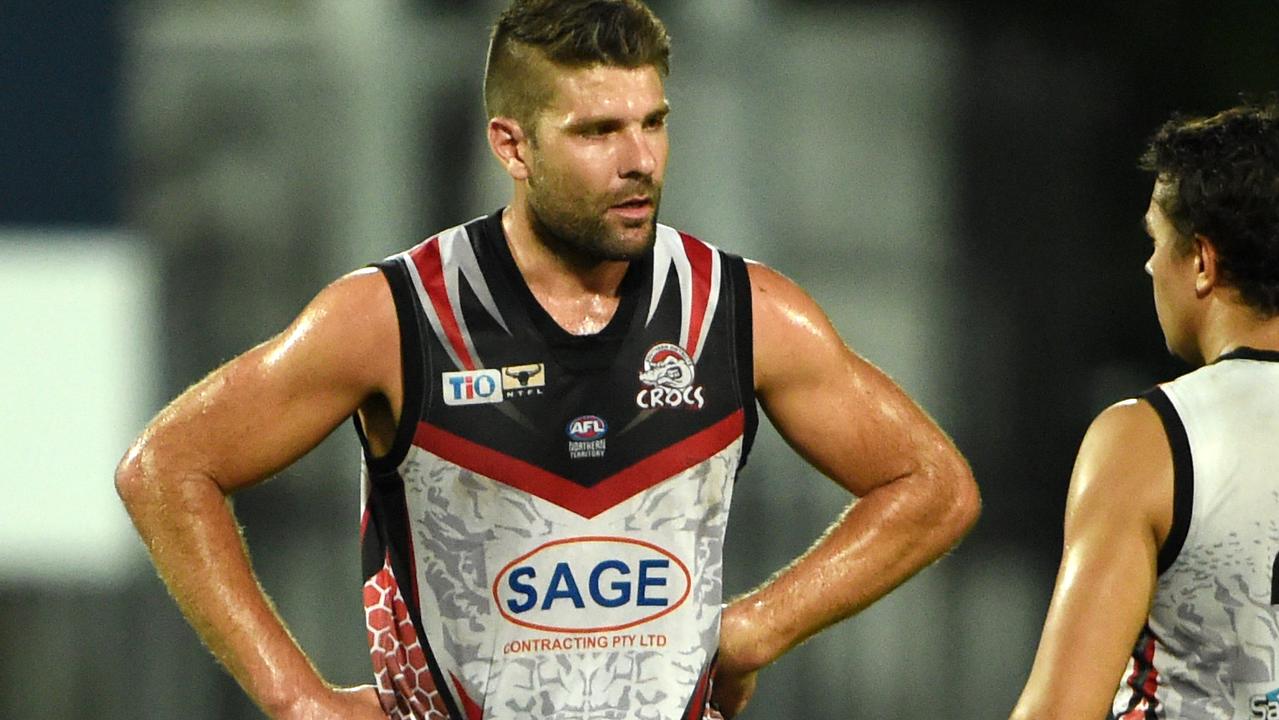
left=577, top=121, right=620, bottom=137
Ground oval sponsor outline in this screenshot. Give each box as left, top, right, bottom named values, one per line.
left=491, top=535, right=692, bottom=634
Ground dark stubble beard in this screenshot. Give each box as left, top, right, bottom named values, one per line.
left=525, top=173, right=662, bottom=265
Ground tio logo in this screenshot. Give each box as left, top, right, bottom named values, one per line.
left=493, top=537, right=691, bottom=633
left=442, top=369, right=503, bottom=406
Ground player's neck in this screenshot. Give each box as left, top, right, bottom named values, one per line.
left=1198, top=296, right=1279, bottom=362
left=501, top=204, right=630, bottom=336
left=501, top=205, right=630, bottom=298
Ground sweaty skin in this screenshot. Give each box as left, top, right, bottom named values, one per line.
left=116, top=269, right=398, bottom=720
left=116, top=260, right=978, bottom=719
left=712, top=262, right=980, bottom=716
left=117, top=60, right=979, bottom=720
left=1010, top=180, right=1279, bottom=719
left=1008, top=399, right=1172, bottom=720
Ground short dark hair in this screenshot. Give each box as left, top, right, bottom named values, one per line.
left=484, top=0, right=671, bottom=128
left=1140, top=97, right=1279, bottom=316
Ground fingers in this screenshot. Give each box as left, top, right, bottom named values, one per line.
left=709, top=670, right=758, bottom=719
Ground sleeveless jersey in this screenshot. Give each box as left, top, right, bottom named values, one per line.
left=1111, top=348, right=1279, bottom=719
left=356, top=210, right=757, bottom=720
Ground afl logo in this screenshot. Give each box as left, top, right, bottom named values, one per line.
left=566, top=415, right=608, bottom=441
left=493, top=537, right=692, bottom=634
left=637, top=343, right=705, bottom=409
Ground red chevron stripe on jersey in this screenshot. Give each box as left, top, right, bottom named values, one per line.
left=402, top=224, right=510, bottom=372
left=413, top=409, right=744, bottom=518
left=409, top=237, right=475, bottom=371
left=680, top=231, right=714, bottom=361
left=647, top=227, right=723, bottom=364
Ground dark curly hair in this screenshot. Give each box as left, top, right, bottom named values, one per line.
left=1139, top=97, right=1279, bottom=316
left=484, top=0, right=670, bottom=129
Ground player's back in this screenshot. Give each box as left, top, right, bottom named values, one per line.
left=1113, top=348, right=1279, bottom=719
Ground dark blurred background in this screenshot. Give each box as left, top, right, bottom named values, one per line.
left=2, top=1, right=1275, bottom=718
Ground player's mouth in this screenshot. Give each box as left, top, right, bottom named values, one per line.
left=609, top=196, right=654, bottom=221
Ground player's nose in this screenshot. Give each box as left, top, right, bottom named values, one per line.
left=618, top=127, right=657, bottom=178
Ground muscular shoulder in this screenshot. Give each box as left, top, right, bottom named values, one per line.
left=312, top=267, right=397, bottom=333
left=745, top=261, right=846, bottom=393
left=1068, top=399, right=1174, bottom=545
left=265, top=267, right=400, bottom=396
left=744, top=260, right=810, bottom=317
left=1074, top=400, right=1169, bottom=484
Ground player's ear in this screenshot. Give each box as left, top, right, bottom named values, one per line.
left=1193, top=233, right=1219, bottom=297
left=488, top=116, right=533, bottom=181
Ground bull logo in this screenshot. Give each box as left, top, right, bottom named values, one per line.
left=500, top=362, right=545, bottom=397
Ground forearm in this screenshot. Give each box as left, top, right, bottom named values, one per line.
left=116, top=461, right=327, bottom=718
left=724, top=466, right=976, bottom=669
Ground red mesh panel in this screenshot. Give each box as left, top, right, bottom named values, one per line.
left=364, top=554, right=452, bottom=720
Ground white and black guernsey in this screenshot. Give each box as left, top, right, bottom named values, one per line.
left=356, top=210, right=757, bottom=720
left=1111, top=348, right=1279, bottom=720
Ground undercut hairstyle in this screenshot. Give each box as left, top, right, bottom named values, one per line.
left=1140, top=97, right=1279, bottom=316
left=484, top=0, right=671, bottom=130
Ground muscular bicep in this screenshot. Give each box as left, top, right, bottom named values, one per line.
left=122, top=268, right=400, bottom=494
left=1013, top=400, right=1173, bottom=719
left=749, top=262, right=966, bottom=496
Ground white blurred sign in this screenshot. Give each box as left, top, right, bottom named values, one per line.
left=0, top=231, right=155, bottom=586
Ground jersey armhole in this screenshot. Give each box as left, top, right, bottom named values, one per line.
left=1141, top=386, right=1194, bottom=576
left=355, top=258, right=427, bottom=475
left=726, top=254, right=758, bottom=470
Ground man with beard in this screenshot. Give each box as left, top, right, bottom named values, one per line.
left=115, top=1, right=979, bottom=719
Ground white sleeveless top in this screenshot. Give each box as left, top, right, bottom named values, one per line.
left=1111, top=348, right=1279, bottom=719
